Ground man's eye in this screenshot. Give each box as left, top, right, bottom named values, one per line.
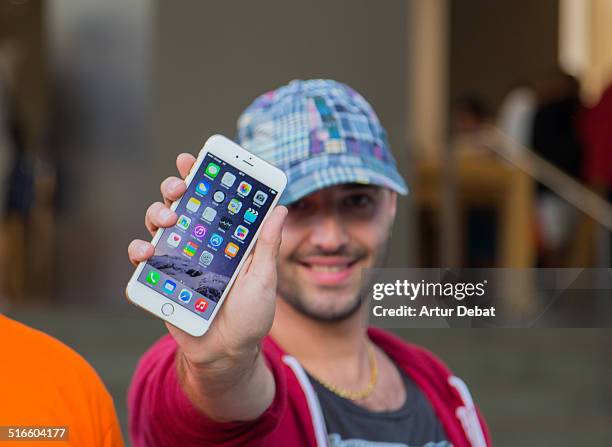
left=288, top=200, right=311, bottom=212
left=343, top=194, right=374, bottom=208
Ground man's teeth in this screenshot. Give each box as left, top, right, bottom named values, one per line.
left=309, top=264, right=349, bottom=272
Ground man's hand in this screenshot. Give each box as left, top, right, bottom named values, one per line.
left=128, top=153, right=287, bottom=421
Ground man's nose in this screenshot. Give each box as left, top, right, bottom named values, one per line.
left=308, top=213, right=349, bottom=251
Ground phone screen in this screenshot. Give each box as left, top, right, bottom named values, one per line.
left=137, top=152, right=278, bottom=319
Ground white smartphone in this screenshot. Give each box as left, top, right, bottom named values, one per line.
left=126, top=135, right=287, bottom=336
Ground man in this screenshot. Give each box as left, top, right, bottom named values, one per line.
left=0, top=314, right=124, bottom=446
left=127, top=80, right=490, bottom=446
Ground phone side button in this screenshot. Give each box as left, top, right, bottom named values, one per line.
left=161, top=303, right=175, bottom=316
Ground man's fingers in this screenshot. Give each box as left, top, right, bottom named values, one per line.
left=161, top=176, right=186, bottom=206
left=128, top=239, right=154, bottom=265
left=249, top=206, right=288, bottom=281
left=177, top=153, right=197, bottom=179
left=145, top=202, right=177, bottom=236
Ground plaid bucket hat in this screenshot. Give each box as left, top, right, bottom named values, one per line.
left=236, top=79, right=408, bottom=205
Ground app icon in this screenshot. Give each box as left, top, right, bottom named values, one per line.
left=225, top=242, right=239, bottom=258
left=237, top=181, right=252, bottom=197
left=167, top=231, right=182, bottom=247
left=234, top=225, right=249, bottom=241
left=183, top=241, right=198, bottom=257
left=199, top=250, right=214, bottom=266
left=195, top=298, right=208, bottom=313
left=177, top=214, right=192, bottom=231
left=209, top=233, right=224, bottom=248
left=205, top=162, right=221, bottom=179
left=163, top=279, right=176, bottom=294
left=195, top=181, right=210, bottom=196
left=187, top=197, right=201, bottom=213
left=178, top=289, right=193, bottom=303
left=221, top=172, right=236, bottom=187
left=253, top=190, right=268, bottom=206
left=202, top=206, right=217, bottom=222
left=228, top=198, right=242, bottom=214
left=193, top=224, right=207, bottom=239
left=213, top=190, right=226, bottom=203
left=244, top=207, right=258, bottom=223
left=146, top=270, right=160, bottom=286
left=218, top=216, right=232, bottom=231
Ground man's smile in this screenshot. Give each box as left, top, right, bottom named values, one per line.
left=296, top=256, right=362, bottom=286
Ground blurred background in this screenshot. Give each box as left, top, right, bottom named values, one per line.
left=0, top=0, right=611, bottom=445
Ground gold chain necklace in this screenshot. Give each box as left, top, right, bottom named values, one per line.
left=313, top=342, right=378, bottom=401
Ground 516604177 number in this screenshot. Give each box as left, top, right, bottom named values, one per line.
left=0, top=426, right=68, bottom=441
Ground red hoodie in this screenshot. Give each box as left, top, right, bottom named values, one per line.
left=129, top=327, right=491, bottom=446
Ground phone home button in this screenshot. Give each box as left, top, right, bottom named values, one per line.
left=161, top=303, right=174, bottom=316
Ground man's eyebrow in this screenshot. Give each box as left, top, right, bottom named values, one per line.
left=338, top=184, right=382, bottom=193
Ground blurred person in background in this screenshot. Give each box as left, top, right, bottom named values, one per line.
left=128, top=80, right=490, bottom=447
left=579, top=81, right=612, bottom=265
left=0, top=75, right=11, bottom=222
left=497, top=82, right=537, bottom=150
left=0, top=67, right=35, bottom=304
left=452, top=94, right=497, bottom=267
left=0, top=74, right=12, bottom=306
left=0, top=313, right=124, bottom=446
left=531, top=71, right=584, bottom=266
left=0, top=56, right=122, bottom=447
left=453, top=94, right=491, bottom=134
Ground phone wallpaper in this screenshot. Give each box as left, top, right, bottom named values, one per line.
left=137, top=152, right=277, bottom=319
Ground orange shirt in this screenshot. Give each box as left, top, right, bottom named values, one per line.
left=0, top=314, right=124, bottom=446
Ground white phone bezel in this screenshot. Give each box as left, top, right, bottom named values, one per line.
left=125, top=134, right=287, bottom=336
